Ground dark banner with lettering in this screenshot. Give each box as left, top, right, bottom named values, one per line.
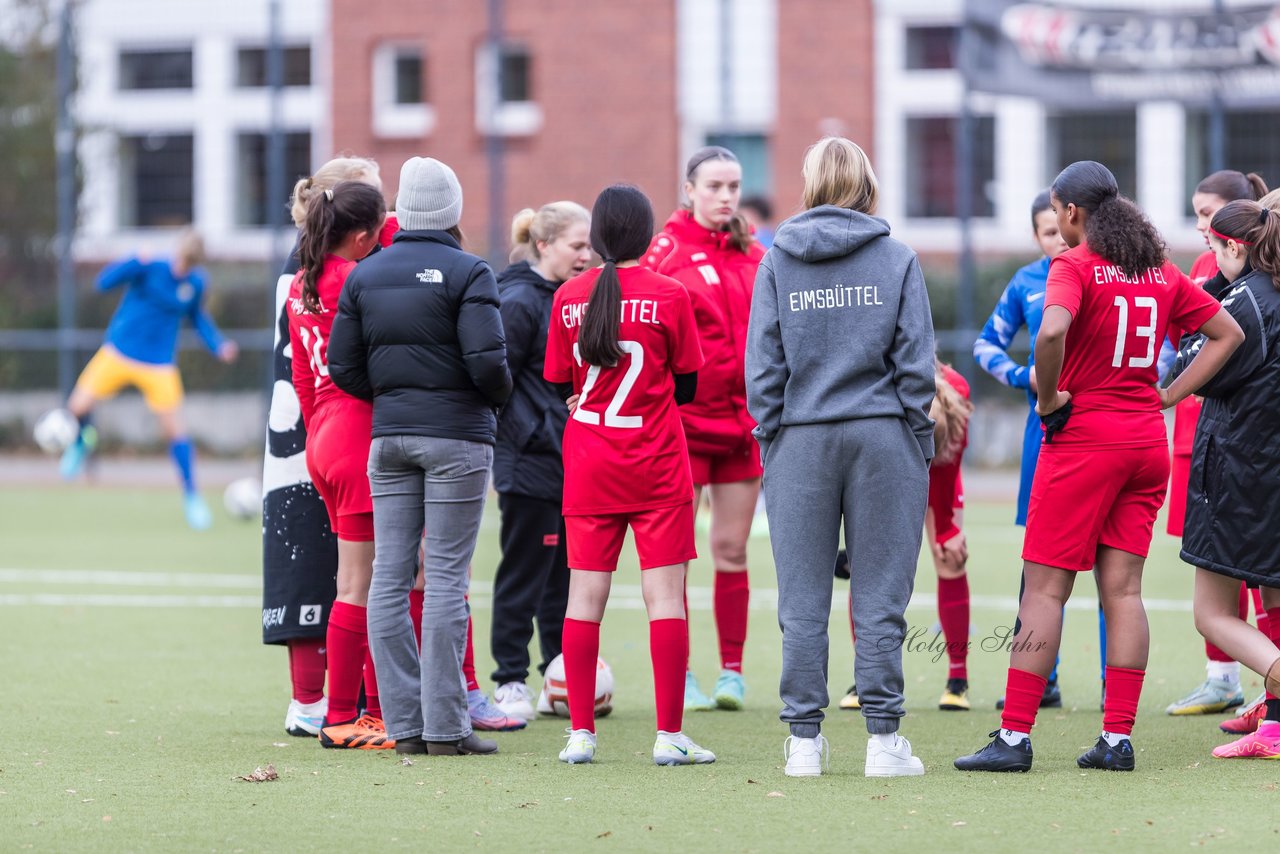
left=962, top=1, right=1280, bottom=107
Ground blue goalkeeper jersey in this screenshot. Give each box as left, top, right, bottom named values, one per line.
left=97, top=257, right=225, bottom=365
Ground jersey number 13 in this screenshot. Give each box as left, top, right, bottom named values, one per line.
left=1112, top=295, right=1158, bottom=369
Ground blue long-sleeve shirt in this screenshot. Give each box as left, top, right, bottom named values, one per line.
left=98, top=257, right=224, bottom=365
left=974, top=256, right=1048, bottom=401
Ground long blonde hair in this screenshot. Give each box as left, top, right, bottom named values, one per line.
left=509, top=201, right=590, bottom=263
left=801, top=136, right=878, bottom=214
left=290, top=156, right=382, bottom=227
left=931, top=360, right=974, bottom=466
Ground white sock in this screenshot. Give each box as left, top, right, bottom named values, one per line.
left=871, top=733, right=899, bottom=749
left=1101, top=730, right=1128, bottom=747
left=1206, top=660, right=1241, bottom=685
left=999, top=729, right=1029, bottom=746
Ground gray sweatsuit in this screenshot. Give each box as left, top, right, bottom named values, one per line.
left=745, top=205, right=936, bottom=738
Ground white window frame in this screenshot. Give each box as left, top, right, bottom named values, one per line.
left=371, top=42, right=434, bottom=139
left=474, top=42, right=542, bottom=137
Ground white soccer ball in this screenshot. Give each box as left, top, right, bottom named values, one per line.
left=543, top=653, right=614, bottom=718
left=223, top=477, right=263, bottom=520
left=33, top=408, right=79, bottom=454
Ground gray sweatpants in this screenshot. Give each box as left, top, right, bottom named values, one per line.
left=763, top=417, right=927, bottom=738
left=366, top=435, right=492, bottom=743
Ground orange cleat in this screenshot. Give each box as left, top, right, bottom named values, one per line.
left=319, top=714, right=396, bottom=750
left=1211, top=723, right=1280, bottom=759
left=1220, top=697, right=1267, bottom=734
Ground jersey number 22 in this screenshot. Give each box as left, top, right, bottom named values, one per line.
left=572, top=340, right=643, bottom=429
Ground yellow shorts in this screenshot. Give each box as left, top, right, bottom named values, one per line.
left=74, top=346, right=184, bottom=412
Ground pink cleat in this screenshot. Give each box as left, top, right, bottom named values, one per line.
left=1212, top=722, right=1280, bottom=759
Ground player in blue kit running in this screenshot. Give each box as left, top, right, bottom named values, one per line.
left=62, top=231, right=238, bottom=529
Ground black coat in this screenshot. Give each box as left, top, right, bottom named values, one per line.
left=491, top=261, right=568, bottom=503
left=1176, top=266, right=1280, bottom=586
left=328, top=230, right=512, bottom=443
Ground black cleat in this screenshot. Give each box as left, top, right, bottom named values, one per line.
left=1040, top=677, right=1062, bottom=708
left=1076, top=735, right=1134, bottom=771
left=995, top=696, right=1005, bottom=710
left=954, top=730, right=1033, bottom=772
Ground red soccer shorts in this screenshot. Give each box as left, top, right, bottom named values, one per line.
left=565, top=502, right=697, bottom=571
left=1022, top=444, right=1169, bottom=572
left=688, top=446, right=763, bottom=486
left=305, top=405, right=374, bottom=542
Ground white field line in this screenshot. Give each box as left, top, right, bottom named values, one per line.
left=0, top=570, right=1192, bottom=613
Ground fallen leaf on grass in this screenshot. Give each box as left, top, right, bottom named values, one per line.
left=400, top=757, right=414, bottom=767
left=953, top=821, right=967, bottom=827
left=746, top=779, right=758, bottom=784
left=272, top=743, right=288, bottom=748
left=597, top=831, right=612, bottom=839
left=102, top=816, right=111, bottom=822
left=236, top=765, right=279, bottom=783
left=871, top=794, right=889, bottom=801
left=517, top=802, right=538, bottom=809
left=767, top=791, right=785, bottom=798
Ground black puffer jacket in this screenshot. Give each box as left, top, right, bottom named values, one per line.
left=1176, top=266, right=1280, bottom=586
left=328, top=230, right=512, bottom=443
left=491, top=261, right=567, bottom=502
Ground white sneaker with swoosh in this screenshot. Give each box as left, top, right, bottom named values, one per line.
left=653, top=731, right=716, bottom=765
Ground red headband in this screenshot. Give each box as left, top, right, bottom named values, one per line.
left=1210, top=226, right=1251, bottom=246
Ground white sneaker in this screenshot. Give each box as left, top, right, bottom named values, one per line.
left=284, top=697, right=327, bottom=737
left=494, top=681, right=535, bottom=720
left=653, top=731, right=716, bottom=765
left=536, top=687, right=554, bottom=716
left=783, top=734, right=829, bottom=777
left=559, top=728, right=597, bottom=764
left=865, top=733, right=925, bottom=777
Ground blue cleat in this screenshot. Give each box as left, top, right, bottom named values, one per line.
left=184, top=493, right=213, bottom=530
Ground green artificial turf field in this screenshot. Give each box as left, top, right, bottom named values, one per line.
left=1, top=481, right=1277, bottom=852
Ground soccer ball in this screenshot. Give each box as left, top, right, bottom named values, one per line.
left=223, top=477, right=262, bottom=520
left=33, top=408, right=79, bottom=454
left=542, top=653, right=614, bottom=718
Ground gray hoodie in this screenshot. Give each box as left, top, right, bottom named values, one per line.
left=745, top=205, right=936, bottom=461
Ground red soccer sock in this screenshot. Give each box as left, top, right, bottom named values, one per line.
left=325, top=601, right=369, bottom=725
left=1265, top=607, right=1280, bottom=700
left=363, top=646, right=381, bottom=719
left=713, top=570, right=749, bottom=673
left=1000, top=668, right=1048, bottom=734
left=651, top=618, right=689, bottom=733
left=562, top=618, right=601, bottom=733
left=408, top=588, right=424, bottom=652
left=287, top=637, right=326, bottom=705
left=1102, top=666, right=1145, bottom=736
left=937, top=575, right=970, bottom=681
left=1206, top=585, right=1250, bottom=662
left=462, top=612, right=480, bottom=693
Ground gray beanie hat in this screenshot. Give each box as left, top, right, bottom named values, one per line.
left=396, top=156, right=463, bottom=231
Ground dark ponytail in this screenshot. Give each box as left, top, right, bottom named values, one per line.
left=1196, top=170, right=1269, bottom=203
left=1211, top=200, right=1280, bottom=283
left=578, top=184, right=654, bottom=367
left=684, top=145, right=754, bottom=254
left=297, top=181, right=386, bottom=313
left=1052, top=160, right=1165, bottom=279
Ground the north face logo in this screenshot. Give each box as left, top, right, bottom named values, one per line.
left=417, top=268, right=444, bottom=284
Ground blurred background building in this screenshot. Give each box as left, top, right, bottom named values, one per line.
left=3, top=0, right=1279, bottom=458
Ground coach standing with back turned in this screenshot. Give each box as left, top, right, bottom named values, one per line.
left=745, top=136, right=936, bottom=779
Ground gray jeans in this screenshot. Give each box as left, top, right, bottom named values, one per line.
left=762, top=417, right=927, bottom=738
left=366, top=435, right=492, bottom=742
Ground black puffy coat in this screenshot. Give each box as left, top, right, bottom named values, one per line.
left=491, top=261, right=568, bottom=502
left=1176, top=266, right=1280, bottom=586
left=328, top=230, right=512, bottom=443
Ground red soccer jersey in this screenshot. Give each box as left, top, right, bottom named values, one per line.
left=1045, top=244, right=1221, bottom=449
left=929, top=364, right=969, bottom=545
left=1171, top=250, right=1218, bottom=455
left=545, top=266, right=705, bottom=515
left=288, top=254, right=367, bottom=428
